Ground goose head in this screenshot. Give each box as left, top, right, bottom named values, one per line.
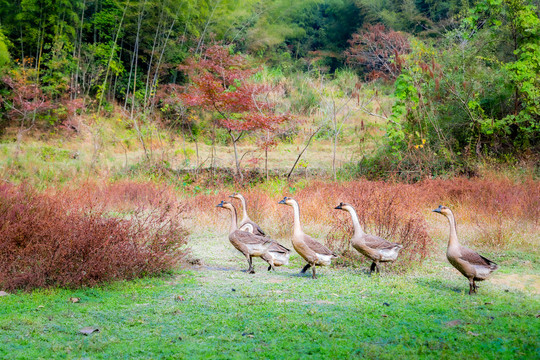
left=334, top=202, right=353, bottom=211
left=229, top=192, right=243, bottom=200
left=278, top=196, right=295, bottom=206
left=432, top=205, right=452, bottom=216
left=216, top=200, right=235, bottom=211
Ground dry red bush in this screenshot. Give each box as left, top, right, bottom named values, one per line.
left=0, top=182, right=188, bottom=291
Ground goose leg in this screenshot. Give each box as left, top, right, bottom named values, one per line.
left=370, top=262, right=376, bottom=274
left=244, top=253, right=251, bottom=272
left=375, top=262, right=380, bottom=274
left=248, top=255, right=255, bottom=274
left=300, top=264, right=311, bottom=274
left=261, top=253, right=274, bottom=271
left=468, top=278, right=475, bottom=295
left=312, top=266, right=317, bottom=279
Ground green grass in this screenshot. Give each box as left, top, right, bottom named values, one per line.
left=1, top=263, right=538, bottom=359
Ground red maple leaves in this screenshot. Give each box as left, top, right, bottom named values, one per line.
left=179, top=45, right=288, bottom=132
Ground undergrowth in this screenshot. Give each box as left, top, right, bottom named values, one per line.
left=0, top=182, right=189, bottom=291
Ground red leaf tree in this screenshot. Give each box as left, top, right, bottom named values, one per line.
left=179, top=45, right=288, bottom=180
left=345, top=24, right=410, bottom=81
left=0, top=67, right=52, bottom=148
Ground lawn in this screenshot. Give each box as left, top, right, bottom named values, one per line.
left=1, top=250, right=538, bottom=359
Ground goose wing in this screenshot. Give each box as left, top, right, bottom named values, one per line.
left=303, top=234, right=336, bottom=256
left=234, top=230, right=273, bottom=246
left=268, top=241, right=290, bottom=254
left=460, top=247, right=497, bottom=267
left=239, top=219, right=266, bottom=236
left=363, top=234, right=402, bottom=250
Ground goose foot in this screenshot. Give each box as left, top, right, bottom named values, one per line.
left=370, top=262, right=377, bottom=274
left=300, top=264, right=311, bottom=274
left=468, top=279, right=477, bottom=295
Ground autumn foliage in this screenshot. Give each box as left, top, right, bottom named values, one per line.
left=179, top=45, right=289, bottom=178
left=345, top=24, right=410, bottom=80
left=0, top=182, right=189, bottom=291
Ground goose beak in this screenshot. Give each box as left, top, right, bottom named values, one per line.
left=432, top=205, right=442, bottom=213
left=228, top=194, right=235, bottom=198
left=335, top=203, right=343, bottom=210
left=278, top=197, right=287, bottom=204
left=216, top=201, right=225, bottom=208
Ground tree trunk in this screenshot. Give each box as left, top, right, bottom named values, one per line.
left=229, top=130, right=243, bottom=181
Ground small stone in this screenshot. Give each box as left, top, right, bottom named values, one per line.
left=79, top=327, right=100, bottom=335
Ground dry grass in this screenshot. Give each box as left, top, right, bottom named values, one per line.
left=184, top=176, right=539, bottom=271
left=0, top=181, right=189, bottom=291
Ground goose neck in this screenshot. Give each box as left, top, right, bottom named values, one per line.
left=228, top=207, right=238, bottom=234
left=239, top=196, right=249, bottom=222
left=347, top=207, right=365, bottom=236
left=446, top=212, right=459, bottom=248
left=291, top=201, right=303, bottom=235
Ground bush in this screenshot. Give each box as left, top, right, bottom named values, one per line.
left=0, top=182, right=189, bottom=291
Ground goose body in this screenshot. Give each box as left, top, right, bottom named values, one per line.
left=230, top=193, right=291, bottom=270
left=433, top=205, right=499, bottom=294
left=278, top=197, right=337, bottom=278
left=335, top=202, right=403, bottom=273
left=229, top=193, right=266, bottom=236
left=217, top=201, right=273, bottom=273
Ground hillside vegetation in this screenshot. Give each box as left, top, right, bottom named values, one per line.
left=0, top=0, right=538, bottom=182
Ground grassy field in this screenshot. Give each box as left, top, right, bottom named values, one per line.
left=1, top=257, right=538, bottom=359
left=2, top=195, right=539, bottom=359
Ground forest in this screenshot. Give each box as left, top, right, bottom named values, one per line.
left=0, top=1, right=539, bottom=359
left=0, top=0, right=538, bottom=181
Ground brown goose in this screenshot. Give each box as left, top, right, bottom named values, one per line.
left=229, top=193, right=291, bottom=271
left=433, top=205, right=499, bottom=294
left=217, top=201, right=273, bottom=274
left=335, top=202, right=403, bottom=274
left=278, top=197, right=337, bottom=278
left=229, top=193, right=266, bottom=236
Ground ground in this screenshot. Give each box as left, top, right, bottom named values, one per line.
left=1, top=226, right=538, bottom=359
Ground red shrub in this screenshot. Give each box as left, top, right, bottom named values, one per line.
left=0, top=182, right=188, bottom=291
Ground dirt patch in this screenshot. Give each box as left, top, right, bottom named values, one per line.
left=267, top=279, right=284, bottom=284
left=491, top=274, right=540, bottom=294
left=314, top=300, right=335, bottom=305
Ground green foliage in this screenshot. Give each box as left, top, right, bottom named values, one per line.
left=0, top=27, right=10, bottom=68
left=385, top=73, right=418, bottom=158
